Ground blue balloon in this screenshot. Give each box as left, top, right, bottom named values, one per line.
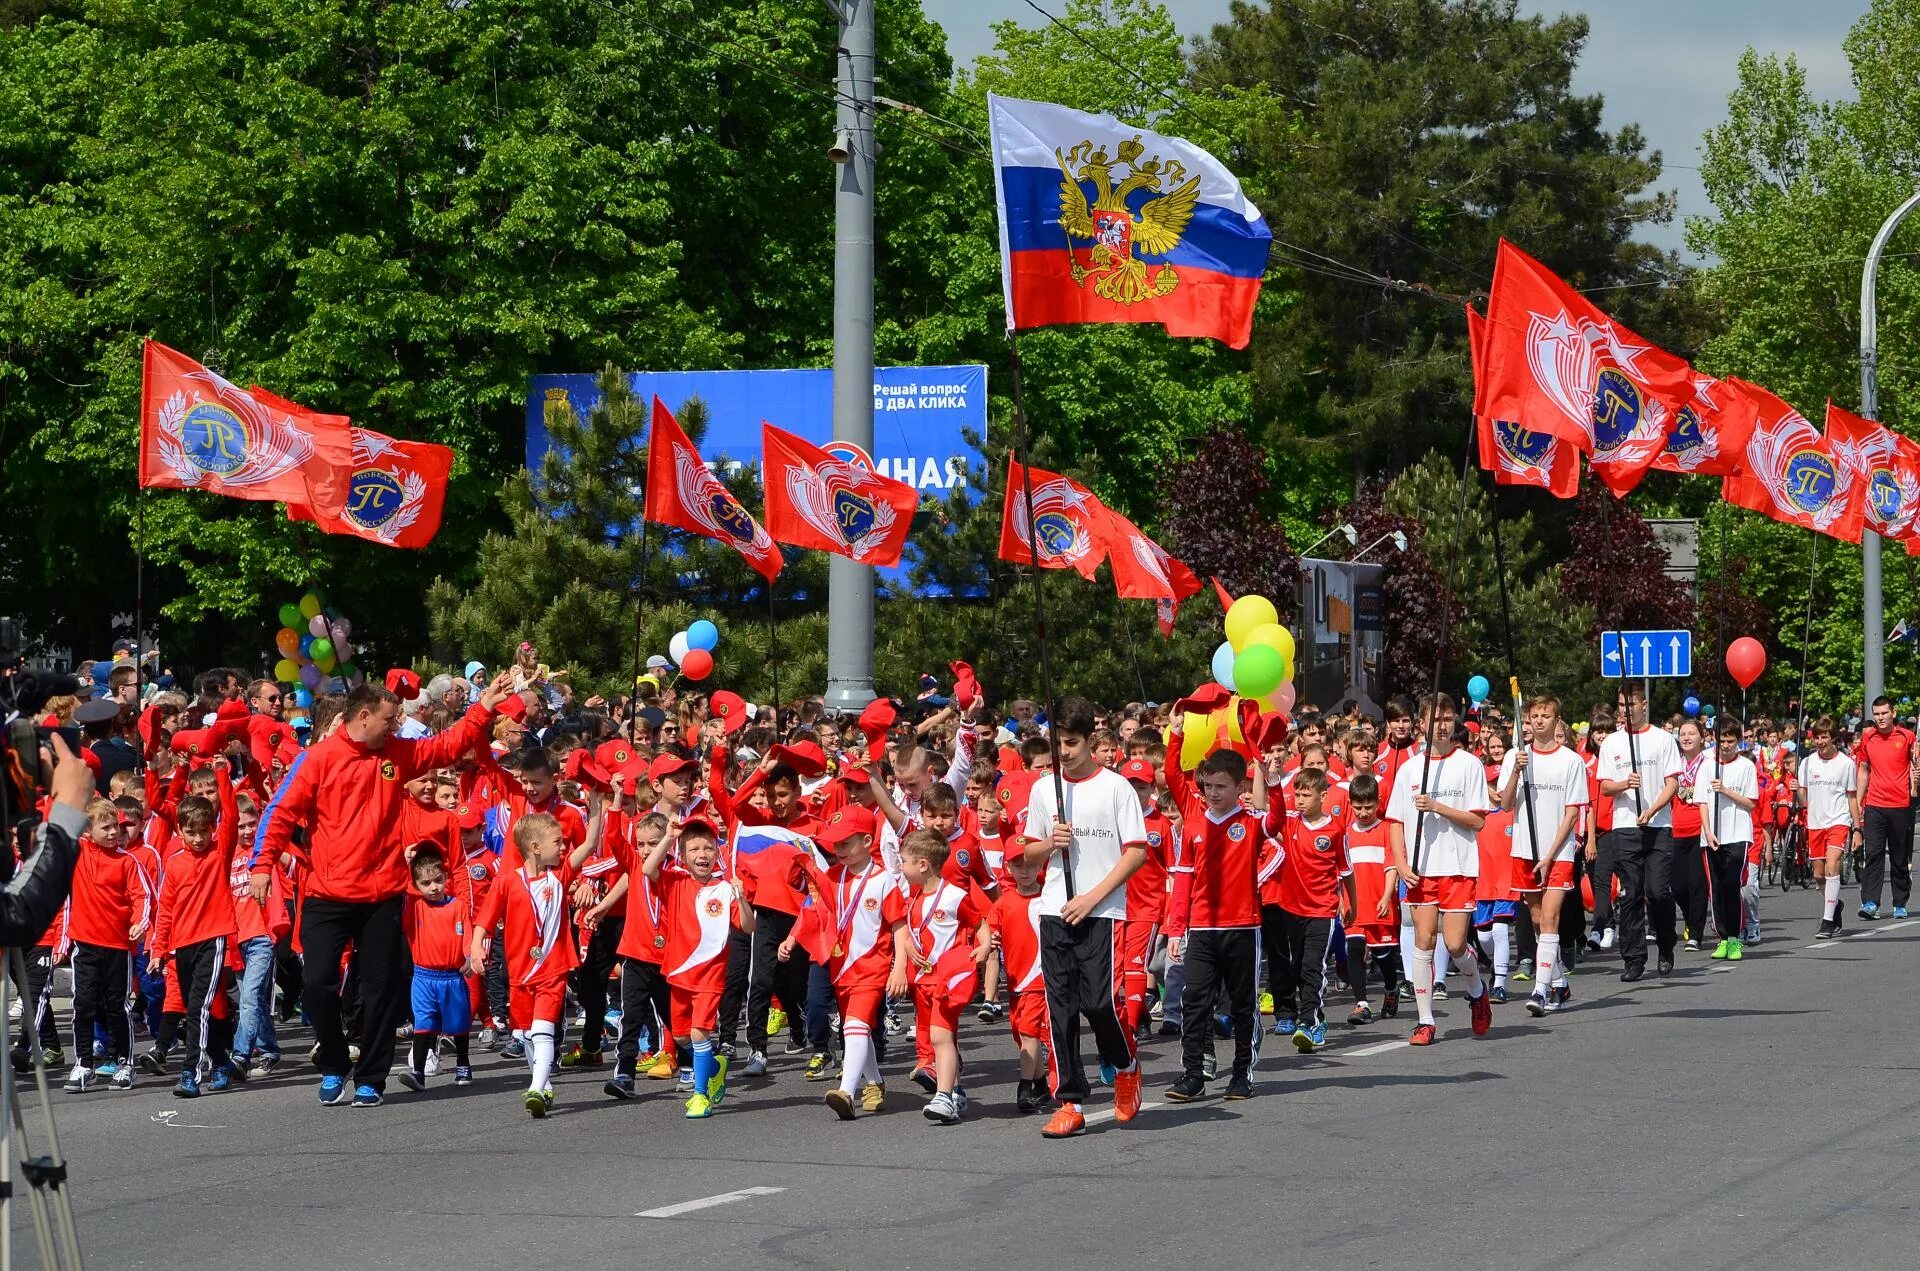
left=687, top=619, right=720, bottom=652
left=1211, top=641, right=1238, bottom=692
left=1703, top=702, right=1717, bottom=718
left=1466, top=674, right=1490, bottom=704
left=1682, top=695, right=1700, bottom=717
left=299, top=634, right=314, bottom=656
left=293, top=687, right=314, bottom=708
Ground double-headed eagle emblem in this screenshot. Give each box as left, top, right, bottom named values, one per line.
left=1055, top=135, right=1200, bottom=305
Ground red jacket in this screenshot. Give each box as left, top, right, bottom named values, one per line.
left=63, top=839, right=155, bottom=952
left=252, top=705, right=496, bottom=903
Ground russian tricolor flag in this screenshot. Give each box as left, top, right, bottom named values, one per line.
left=989, top=94, right=1271, bottom=350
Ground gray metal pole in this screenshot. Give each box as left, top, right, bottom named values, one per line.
left=824, top=0, right=878, bottom=713
left=1861, top=193, right=1920, bottom=704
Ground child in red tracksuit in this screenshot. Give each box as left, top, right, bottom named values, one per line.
left=987, top=850, right=1048, bottom=1113
left=589, top=807, right=677, bottom=1097
left=149, top=774, right=239, bottom=1098
left=62, top=798, right=153, bottom=1091
left=639, top=816, right=753, bottom=1120
left=898, top=829, right=990, bottom=1125
left=402, top=845, right=474, bottom=1090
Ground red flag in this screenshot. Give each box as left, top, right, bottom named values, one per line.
left=139, top=340, right=352, bottom=509
left=1096, top=505, right=1199, bottom=634
left=1647, top=371, right=1759, bottom=480
left=760, top=423, right=919, bottom=567
left=1825, top=402, right=1920, bottom=541
left=253, top=388, right=454, bottom=549
left=644, top=397, right=783, bottom=582
left=997, top=459, right=1107, bottom=578
left=1479, top=241, right=1695, bottom=455
left=1211, top=576, right=1235, bottom=610
left=1468, top=307, right=1578, bottom=498
left=1721, top=383, right=1867, bottom=543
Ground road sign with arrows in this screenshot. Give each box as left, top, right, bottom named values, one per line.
left=1600, top=629, right=1692, bottom=679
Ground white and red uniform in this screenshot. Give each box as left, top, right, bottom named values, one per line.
left=987, top=887, right=1046, bottom=1042
left=474, top=861, right=577, bottom=1031
left=1275, top=812, right=1349, bottom=920
left=1387, top=749, right=1491, bottom=912
left=822, top=861, right=906, bottom=1029
left=1119, top=806, right=1173, bottom=1032
left=1498, top=743, right=1588, bottom=893
left=1798, top=750, right=1857, bottom=856
left=908, top=879, right=989, bottom=1067
left=1345, top=818, right=1397, bottom=945
left=657, top=867, right=743, bottom=1035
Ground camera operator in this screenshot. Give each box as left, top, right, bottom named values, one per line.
left=2, top=734, right=89, bottom=949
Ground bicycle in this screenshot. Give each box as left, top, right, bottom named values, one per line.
left=1777, top=821, right=1810, bottom=892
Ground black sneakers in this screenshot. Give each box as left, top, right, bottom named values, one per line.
left=1164, top=1074, right=1206, bottom=1102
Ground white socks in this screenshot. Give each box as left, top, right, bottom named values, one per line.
left=1454, top=941, right=1484, bottom=1000
left=1410, top=947, right=1436, bottom=1026
left=1489, top=925, right=1511, bottom=988
left=841, top=1023, right=875, bottom=1098
left=528, top=1021, right=556, bottom=1093
left=1434, top=943, right=1453, bottom=982
left=1534, top=934, right=1560, bottom=996
left=1824, top=874, right=1842, bottom=923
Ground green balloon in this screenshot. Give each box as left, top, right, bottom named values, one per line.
left=309, top=637, right=334, bottom=663
left=1233, top=643, right=1287, bottom=700
left=278, top=603, right=303, bottom=629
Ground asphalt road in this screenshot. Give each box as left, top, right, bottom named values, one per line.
left=13, top=893, right=1920, bottom=1271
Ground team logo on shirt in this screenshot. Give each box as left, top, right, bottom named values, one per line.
left=379, top=760, right=398, bottom=781
left=1312, top=834, right=1332, bottom=853
left=1226, top=823, right=1247, bottom=842
left=1147, top=832, right=1163, bottom=848
left=955, top=849, right=970, bottom=868
left=863, top=897, right=880, bottom=911
left=469, top=864, right=488, bottom=881
left=932, top=909, right=949, bottom=922
left=703, top=896, right=724, bottom=917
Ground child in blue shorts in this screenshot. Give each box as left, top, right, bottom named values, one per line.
left=399, top=847, right=473, bottom=1090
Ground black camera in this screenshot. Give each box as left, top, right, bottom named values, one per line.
left=0, top=652, right=86, bottom=827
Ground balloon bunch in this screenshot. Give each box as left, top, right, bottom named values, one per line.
left=667, top=619, right=720, bottom=682
left=1211, top=595, right=1297, bottom=713
left=270, top=592, right=362, bottom=702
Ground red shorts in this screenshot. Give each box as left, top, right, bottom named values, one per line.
left=1008, top=989, right=1048, bottom=1043
left=1510, top=859, right=1576, bottom=893
left=1810, top=826, right=1850, bottom=858
left=834, top=984, right=884, bottom=1032
left=913, top=985, right=962, bottom=1036
left=1119, top=918, right=1157, bottom=982
left=1348, top=923, right=1397, bottom=948
left=508, top=978, right=567, bottom=1033
left=1407, top=874, right=1476, bottom=912
left=668, top=985, right=721, bottom=1038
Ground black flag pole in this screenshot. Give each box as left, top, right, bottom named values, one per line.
left=630, top=519, right=651, bottom=742
left=1714, top=514, right=1727, bottom=830
left=767, top=578, right=780, bottom=716
left=1597, top=494, right=1643, bottom=817
left=1008, top=331, right=1074, bottom=900
left=1488, top=489, right=1541, bottom=866
left=1795, top=535, right=1818, bottom=744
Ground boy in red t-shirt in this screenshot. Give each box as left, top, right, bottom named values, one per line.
left=1340, top=774, right=1400, bottom=1024
left=637, top=817, right=753, bottom=1119
left=796, top=805, right=907, bottom=1121
left=400, top=846, right=474, bottom=1090
left=63, top=797, right=153, bottom=1091
left=469, top=807, right=602, bottom=1118
left=899, top=829, right=991, bottom=1124
left=972, top=784, right=1015, bottom=1023
left=987, top=850, right=1049, bottom=1113
left=148, top=779, right=238, bottom=1099
left=1119, top=758, right=1173, bottom=1039
left=589, top=808, right=677, bottom=1098
left=1268, top=769, right=1354, bottom=1053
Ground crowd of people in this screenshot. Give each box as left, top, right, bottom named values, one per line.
left=21, top=640, right=1917, bottom=1138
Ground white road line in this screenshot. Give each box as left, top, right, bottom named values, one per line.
left=637, top=1186, right=786, bottom=1219
left=1805, top=918, right=1918, bottom=949
left=1344, top=1039, right=1408, bottom=1057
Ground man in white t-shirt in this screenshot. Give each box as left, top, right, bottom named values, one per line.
left=1597, top=684, right=1682, bottom=981
left=1019, top=696, right=1148, bottom=1138
left=1388, top=693, right=1492, bottom=1046
left=1499, top=694, right=1588, bottom=1016
left=1697, top=717, right=1758, bottom=960
left=1797, top=715, right=1860, bottom=938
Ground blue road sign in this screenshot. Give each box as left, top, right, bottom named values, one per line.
left=1600, top=629, right=1692, bottom=679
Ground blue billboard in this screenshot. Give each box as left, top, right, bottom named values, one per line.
left=526, top=365, right=989, bottom=594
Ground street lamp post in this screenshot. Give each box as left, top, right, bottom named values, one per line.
left=1860, top=191, right=1920, bottom=707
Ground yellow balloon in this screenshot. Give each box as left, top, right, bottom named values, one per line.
left=1225, top=697, right=1246, bottom=744
left=1224, top=595, right=1280, bottom=651
left=1179, top=713, right=1213, bottom=771
left=1244, top=622, right=1295, bottom=667
left=298, top=593, right=324, bottom=620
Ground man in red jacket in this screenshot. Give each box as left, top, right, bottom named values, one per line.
left=250, top=671, right=517, bottom=1106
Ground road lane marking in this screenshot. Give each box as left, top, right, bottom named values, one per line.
left=637, top=1186, right=785, bottom=1218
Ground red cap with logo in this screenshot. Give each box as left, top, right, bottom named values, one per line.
left=649, top=753, right=698, bottom=784
left=816, top=804, right=877, bottom=844
left=1119, top=758, right=1157, bottom=784
left=709, top=691, right=750, bottom=736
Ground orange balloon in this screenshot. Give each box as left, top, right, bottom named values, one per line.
left=274, top=628, right=301, bottom=658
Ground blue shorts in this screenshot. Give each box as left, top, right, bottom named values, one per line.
left=1473, top=899, right=1517, bottom=930
left=411, top=966, right=472, bottom=1036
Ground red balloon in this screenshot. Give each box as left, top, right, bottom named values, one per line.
left=1725, top=636, right=1767, bottom=690
left=680, top=648, right=714, bottom=681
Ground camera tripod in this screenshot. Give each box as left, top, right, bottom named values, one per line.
left=0, top=947, right=82, bottom=1271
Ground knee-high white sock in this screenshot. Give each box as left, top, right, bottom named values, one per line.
left=1454, top=940, right=1484, bottom=999
left=1399, top=924, right=1418, bottom=990
left=1434, top=942, right=1453, bottom=982
left=1824, top=874, right=1842, bottom=922
left=1490, top=925, right=1511, bottom=987
left=1410, top=947, right=1436, bottom=1025
left=1534, top=934, right=1560, bottom=995
left=840, top=1023, right=873, bottom=1098
left=528, top=1021, right=556, bottom=1093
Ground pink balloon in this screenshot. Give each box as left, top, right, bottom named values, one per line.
left=1276, top=681, right=1297, bottom=714
left=308, top=614, right=330, bottom=638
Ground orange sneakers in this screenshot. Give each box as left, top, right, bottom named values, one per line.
left=1041, top=1104, right=1087, bottom=1138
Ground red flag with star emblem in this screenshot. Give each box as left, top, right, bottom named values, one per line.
left=997, top=459, right=1108, bottom=579
left=1721, top=382, right=1867, bottom=543
left=760, top=422, right=919, bottom=568
left=1479, top=241, right=1696, bottom=460
left=138, top=340, right=353, bottom=510
left=645, top=397, right=783, bottom=582
left=1824, top=401, right=1920, bottom=545
left=1469, top=307, right=1579, bottom=497
left=1096, top=505, right=1200, bottom=634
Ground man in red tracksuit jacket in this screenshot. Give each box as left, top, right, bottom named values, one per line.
left=250, top=671, right=516, bottom=1105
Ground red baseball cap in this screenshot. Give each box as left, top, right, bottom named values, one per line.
left=857, top=698, right=897, bottom=738
left=563, top=749, right=611, bottom=792
left=768, top=741, right=827, bottom=777
left=386, top=668, right=422, bottom=701
left=649, top=753, right=698, bottom=784
left=1173, top=685, right=1231, bottom=717
left=1119, top=758, right=1156, bottom=784
left=836, top=764, right=874, bottom=786
left=495, top=693, right=528, bottom=723
left=816, top=804, right=877, bottom=844
left=709, top=691, right=750, bottom=736
left=457, top=803, right=486, bottom=831
left=594, top=740, right=649, bottom=788
left=678, top=815, right=723, bottom=841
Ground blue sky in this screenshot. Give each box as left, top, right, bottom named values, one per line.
left=921, top=0, right=1868, bottom=259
